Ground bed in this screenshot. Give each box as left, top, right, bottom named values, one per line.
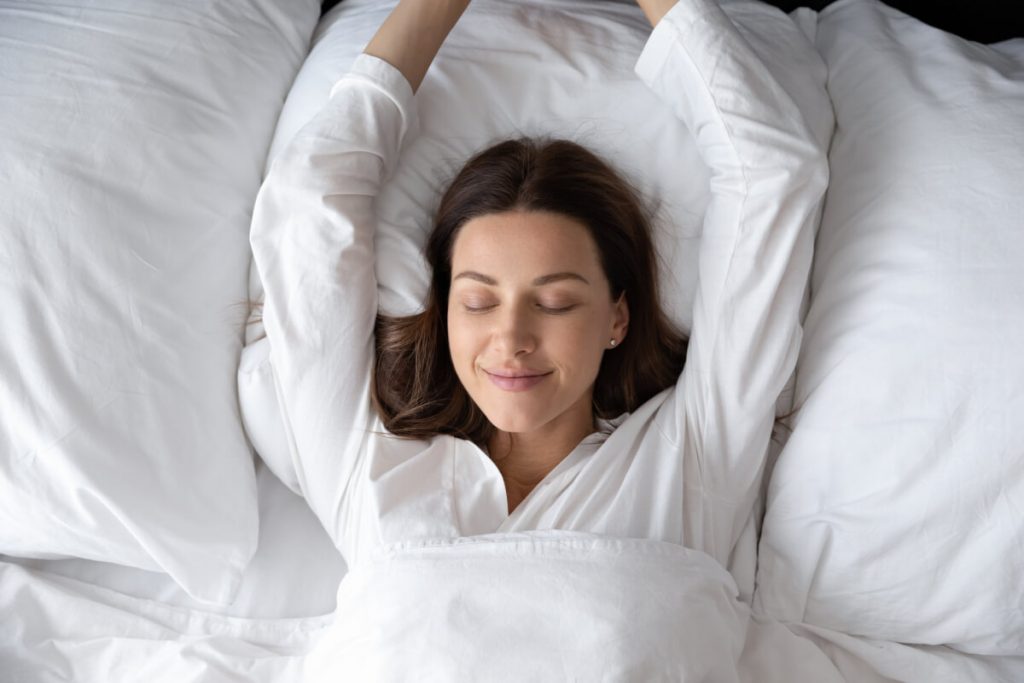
left=0, top=0, right=1021, bottom=680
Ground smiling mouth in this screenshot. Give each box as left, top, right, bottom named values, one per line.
left=483, top=369, right=553, bottom=392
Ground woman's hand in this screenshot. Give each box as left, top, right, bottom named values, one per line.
left=363, top=0, right=472, bottom=94
left=635, top=0, right=678, bottom=28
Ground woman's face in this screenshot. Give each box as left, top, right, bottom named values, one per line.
left=447, top=210, right=629, bottom=436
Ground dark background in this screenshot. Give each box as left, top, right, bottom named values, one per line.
left=771, top=0, right=1022, bottom=43
left=319, top=0, right=1023, bottom=44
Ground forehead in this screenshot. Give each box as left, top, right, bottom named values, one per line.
left=451, top=211, right=602, bottom=278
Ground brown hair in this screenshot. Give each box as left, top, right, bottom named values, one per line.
left=372, top=136, right=688, bottom=447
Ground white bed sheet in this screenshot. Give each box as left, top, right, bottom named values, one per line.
left=0, top=461, right=346, bottom=621
left=3, top=530, right=1022, bottom=682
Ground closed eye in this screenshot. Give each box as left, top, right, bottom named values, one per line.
left=459, top=302, right=578, bottom=314
left=538, top=304, right=578, bottom=314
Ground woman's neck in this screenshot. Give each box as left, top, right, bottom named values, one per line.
left=487, top=392, right=596, bottom=508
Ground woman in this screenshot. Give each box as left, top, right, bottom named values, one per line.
left=249, top=0, right=827, bottom=582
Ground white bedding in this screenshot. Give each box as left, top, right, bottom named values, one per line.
left=3, top=0, right=1024, bottom=680
left=1, top=460, right=346, bottom=620
left=4, top=531, right=1021, bottom=682
left=302, top=532, right=1024, bottom=681
left=0, top=560, right=325, bottom=682
left=0, top=0, right=321, bottom=605
left=753, top=0, right=1024, bottom=659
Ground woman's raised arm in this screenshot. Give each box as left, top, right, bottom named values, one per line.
left=364, top=0, right=472, bottom=94
left=248, top=1, right=470, bottom=560
left=637, top=0, right=828, bottom=564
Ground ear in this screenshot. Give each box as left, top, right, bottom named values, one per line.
left=612, top=292, right=629, bottom=340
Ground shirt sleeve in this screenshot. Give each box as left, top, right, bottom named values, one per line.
left=635, top=0, right=829, bottom=557
left=248, top=53, right=420, bottom=543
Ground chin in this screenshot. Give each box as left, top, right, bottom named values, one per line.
left=473, top=385, right=561, bottom=432
left=481, top=406, right=546, bottom=435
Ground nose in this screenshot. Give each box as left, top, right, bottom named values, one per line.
left=492, top=302, right=537, bottom=357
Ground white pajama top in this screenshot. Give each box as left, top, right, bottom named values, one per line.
left=248, top=0, right=828, bottom=577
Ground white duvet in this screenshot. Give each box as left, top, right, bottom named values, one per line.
left=4, top=531, right=1020, bottom=682
left=0, top=531, right=853, bottom=682
left=302, top=531, right=843, bottom=681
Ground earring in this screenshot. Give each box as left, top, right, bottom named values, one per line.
left=609, top=339, right=617, bottom=347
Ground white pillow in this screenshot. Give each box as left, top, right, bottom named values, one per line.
left=240, top=0, right=834, bottom=514
left=0, top=0, right=319, bottom=605
left=754, top=0, right=1024, bottom=655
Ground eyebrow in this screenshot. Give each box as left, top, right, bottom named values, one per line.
left=452, top=271, right=590, bottom=286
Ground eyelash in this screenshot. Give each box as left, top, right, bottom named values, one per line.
left=462, top=303, right=577, bottom=315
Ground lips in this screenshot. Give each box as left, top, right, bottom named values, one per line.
left=483, top=368, right=553, bottom=392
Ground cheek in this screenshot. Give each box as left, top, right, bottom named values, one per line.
left=545, top=316, right=608, bottom=370
left=548, top=320, right=593, bottom=351
left=446, top=311, right=479, bottom=372
left=446, top=309, right=461, bottom=356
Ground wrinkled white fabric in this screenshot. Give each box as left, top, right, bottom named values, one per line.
left=249, top=0, right=828, bottom=577
left=0, top=0, right=320, bottom=606
left=754, top=0, right=1024, bottom=657
left=3, top=546, right=1019, bottom=682
left=0, top=561, right=327, bottom=683
left=304, top=531, right=845, bottom=681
